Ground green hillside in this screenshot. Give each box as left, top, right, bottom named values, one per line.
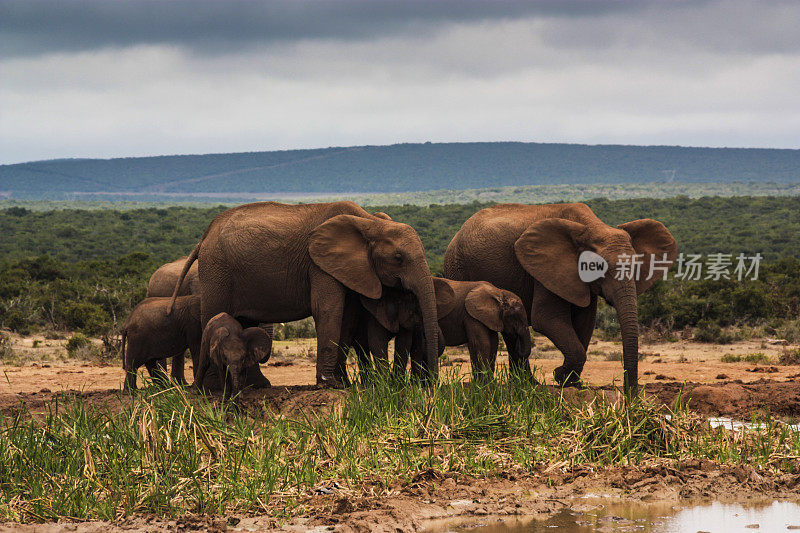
left=2, top=142, right=798, bottom=199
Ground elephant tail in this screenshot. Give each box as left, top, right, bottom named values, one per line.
left=167, top=240, right=201, bottom=315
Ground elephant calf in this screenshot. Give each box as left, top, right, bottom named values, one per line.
left=193, top=312, right=272, bottom=401
left=121, top=295, right=201, bottom=390
left=355, top=277, right=532, bottom=378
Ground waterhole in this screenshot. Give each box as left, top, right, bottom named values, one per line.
left=428, top=500, right=800, bottom=532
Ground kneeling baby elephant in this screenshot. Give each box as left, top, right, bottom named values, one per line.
left=193, top=313, right=272, bottom=401
left=121, top=295, right=201, bottom=390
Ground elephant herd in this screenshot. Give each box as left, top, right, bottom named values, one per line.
left=121, top=200, right=677, bottom=398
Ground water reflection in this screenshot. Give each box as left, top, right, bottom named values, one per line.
left=431, top=500, right=800, bottom=533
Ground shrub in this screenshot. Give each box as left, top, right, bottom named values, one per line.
left=777, top=320, right=800, bottom=344
left=0, top=307, right=32, bottom=335
left=65, top=332, right=91, bottom=354
left=721, top=352, right=772, bottom=364
left=778, top=348, right=800, bottom=366
left=694, top=322, right=735, bottom=344
left=594, top=303, right=620, bottom=340
left=66, top=333, right=105, bottom=362
left=0, top=331, right=13, bottom=361
left=63, top=302, right=110, bottom=335
left=275, top=318, right=316, bottom=340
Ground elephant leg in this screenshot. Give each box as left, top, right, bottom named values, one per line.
left=145, top=359, right=168, bottom=386
left=310, top=268, right=348, bottom=388
left=334, top=354, right=352, bottom=387
left=465, top=318, right=497, bottom=378
left=260, top=323, right=274, bottom=364
left=353, top=324, right=373, bottom=382
left=393, top=328, right=413, bottom=377
left=244, top=364, right=271, bottom=389
left=334, top=292, right=363, bottom=387
left=123, top=370, right=138, bottom=391
left=531, top=286, right=586, bottom=387
left=408, top=329, right=428, bottom=381
left=187, top=340, right=201, bottom=382
left=572, top=295, right=598, bottom=352
left=123, top=353, right=139, bottom=391
left=488, top=331, right=499, bottom=373
left=171, top=350, right=187, bottom=385
left=367, top=318, right=392, bottom=375
left=193, top=355, right=212, bottom=392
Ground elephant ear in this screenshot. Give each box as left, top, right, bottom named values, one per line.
left=309, top=215, right=382, bottom=299
left=514, top=218, right=591, bottom=307
left=433, top=277, right=457, bottom=319
left=618, top=219, right=678, bottom=294
left=209, top=327, right=229, bottom=360
left=465, top=284, right=504, bottom=332
left=242, top=327, right=271, bottom=364
left=372, top=211, right=392, bottom=221
left=360, top=295, right=400, bottom=333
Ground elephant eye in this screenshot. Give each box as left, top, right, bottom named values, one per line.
left=394, top=252, right=403, bottom=264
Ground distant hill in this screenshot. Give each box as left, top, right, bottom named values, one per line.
left=2, top=142, right=798, bottom=199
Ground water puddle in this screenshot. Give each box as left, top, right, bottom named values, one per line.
left=428, top=500, right=800, bottom=532
left=707, top=417, right=800, bottom=432
left=661, top=415, right=800, bottom=432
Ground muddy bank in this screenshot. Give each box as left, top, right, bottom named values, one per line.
left=640, top=379, right=800, bottom=420
left=3, top=378, right=800, bottom=422
left=2, top=461, right=798, bottom=532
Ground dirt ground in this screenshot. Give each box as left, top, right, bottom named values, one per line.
left=2, top=330, right=799, bottom=419
left=2, top=330, right=800, bottom=531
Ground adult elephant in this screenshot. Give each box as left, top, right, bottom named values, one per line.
left=147, top=257, right=199, bottom=297
left=170, top=201, right=441, bottom=388
left=444, top=203, right=677, bottom=395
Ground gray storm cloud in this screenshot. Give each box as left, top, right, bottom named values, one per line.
left=1, top=0, right=798, bottom=163
left=0, top=0, right=640, bottom=56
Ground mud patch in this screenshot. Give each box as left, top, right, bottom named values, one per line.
left=640, top=379, right=800, bottom=419
left=2, top=462, right=798, bottom=532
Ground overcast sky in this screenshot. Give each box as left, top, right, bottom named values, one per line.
left=1, top=0, right=799, bottom=164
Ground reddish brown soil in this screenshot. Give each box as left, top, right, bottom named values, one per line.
left=641, top=379, right=800, bottom=420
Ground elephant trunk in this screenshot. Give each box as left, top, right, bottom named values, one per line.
left=612, top=280, right=640, bottom=396
left=229, top=365, right=244, bottom=400
left=409, top=269, right=440, bottom=380
left=516, top=326, right=532, bottom=363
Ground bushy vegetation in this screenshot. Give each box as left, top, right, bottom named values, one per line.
left=2, top=196, right=799, bottom=340
left=720, top=353, right=772, bottom=364
left=638, top=256, right=800, bottom=331
left=1, top=373, right=798, bottom=522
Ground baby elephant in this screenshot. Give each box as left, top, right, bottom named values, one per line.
left=194, top=313, right=272, bottom=401
left=121, top=295, right=201, bottom=390
left=359, top=278, right=531, bottom=377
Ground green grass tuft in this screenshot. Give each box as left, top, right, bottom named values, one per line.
left=1, top=372, right=798, bottom=522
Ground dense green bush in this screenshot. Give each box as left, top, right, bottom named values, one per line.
left=65, top=332, right=90, bottom=354
left=1, top=197, right=799, bottom=338
left=637, top=257, right=800, bottom=330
